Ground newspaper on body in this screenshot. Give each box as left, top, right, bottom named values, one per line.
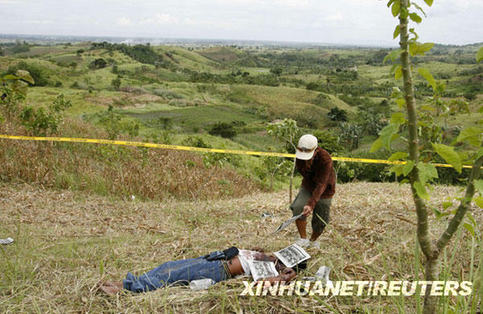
left=248, top=260, right=279, bottom=281
left=273, top=243, right=311, bottom=268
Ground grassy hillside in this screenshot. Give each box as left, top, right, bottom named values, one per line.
left=1, top=41, right=482, bottom=192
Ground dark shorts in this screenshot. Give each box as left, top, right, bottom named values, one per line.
left=290, top=187, right=331, bottom=233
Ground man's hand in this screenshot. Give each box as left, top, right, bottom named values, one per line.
left=302, top=205, right=313, bottom=217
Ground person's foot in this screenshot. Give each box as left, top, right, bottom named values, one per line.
left=99, top=281, right=123, bottom=296
left=295, top=238, right=310, bottom=248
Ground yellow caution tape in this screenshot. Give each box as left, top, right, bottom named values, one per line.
left=0, top=134, right=473, bottom=169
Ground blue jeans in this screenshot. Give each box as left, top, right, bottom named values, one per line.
left=123, top=257, right=228, bottom=293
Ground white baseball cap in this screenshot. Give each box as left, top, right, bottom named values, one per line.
left=295, top=134, right=318, bottom=160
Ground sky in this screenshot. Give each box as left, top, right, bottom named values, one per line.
left=1, top=0, right=482, bottom=46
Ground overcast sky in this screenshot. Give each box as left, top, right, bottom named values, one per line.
left=1, top=0, right=481, bottom=46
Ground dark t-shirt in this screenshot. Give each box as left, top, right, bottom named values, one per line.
left=295, top=147, right=336, bottom=208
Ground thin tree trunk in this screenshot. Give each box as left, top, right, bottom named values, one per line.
left=398, top=1, right=437, bottom=312
left=289, top=157, right=296, bottom=203
left=423, top=257, right=441, bottom=313
left=398, top=0, right=434, bottom=260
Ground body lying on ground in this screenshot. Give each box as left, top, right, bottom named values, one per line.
left=100, top=247, right=305, bottom=295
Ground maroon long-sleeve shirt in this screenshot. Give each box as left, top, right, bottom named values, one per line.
left=295, top=147, right=336, bottom=209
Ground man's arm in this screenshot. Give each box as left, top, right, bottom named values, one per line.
left=263, top=267, right=297, bottom=284
left=305, top=150, right=333, bottom=211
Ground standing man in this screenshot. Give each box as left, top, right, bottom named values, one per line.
left=291, top=134, right=336, bottom=248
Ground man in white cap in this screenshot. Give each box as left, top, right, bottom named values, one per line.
left=291, top=134, right=336, bottom=248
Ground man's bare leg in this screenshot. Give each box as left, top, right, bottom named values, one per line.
left=295, top=219, right=307, bottom=238
left=310, top=231, right=322, bottom=242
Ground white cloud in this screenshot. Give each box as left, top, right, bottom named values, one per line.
left=139, top=13, right=179, bottom=25
left=116, top=17, right=132, bottom=26
left=325, top=13, right=344, bottom=22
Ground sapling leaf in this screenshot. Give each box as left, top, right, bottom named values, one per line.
left=390, top=164, right=405, bottom=176
left=424, top=0, right=433, bottom=6
left=411, top=2, right=427, bottom=16
left=370, top=137, right=383, bottom=153
left=432, top=143, right=462, bottom=173
left=3, top=74, right=18, bottom=80
left=384, top=49, right=402, bottom=64
left=388, top=151, right=408, bottom=161
left=417, top=67, right=436, bottom=90
left=417, top=162, right=438, bottom=184
left=409, top=42, right=434, bottom=56
left=393, top=25, right=400, bottom=39
left=456, top=127, right=482, bottom=146
left=414, top=181, right=430, bottom=200
left=396, top=98, right=406, bottom=108
left=409, top=13, right=422, bottom=23
left=392, top=1, right=400, bottom=16
left=409, top=28, right=419, bottom=41
left=390, top=112, right=406, bottom=125
left=15, top=70, right=35, bottom=85
left=395, top=65, right=403, bottom=80
left=403, top=160, right=415, bottom=176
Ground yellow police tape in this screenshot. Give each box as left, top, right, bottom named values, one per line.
left=0, top=134, right=472, bottom=169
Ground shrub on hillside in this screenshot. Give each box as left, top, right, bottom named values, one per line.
left=311, top=129, right=343, bottom=154
left=6, top=61, right=49, bottom=86
left=209, top=122, right=237, bottom=138
left=19, top=94, right=72, bottom=136
left=88, top=58, right=108, bottom=70
left=327, top=107, right=348, bottom=122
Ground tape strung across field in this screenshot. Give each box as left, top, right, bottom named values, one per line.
left=0, top=134, right=473, bottom=169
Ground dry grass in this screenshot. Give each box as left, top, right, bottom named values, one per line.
left=0, top=182, right=480, bottom=313
left=0, top=120, right=259, bottom=201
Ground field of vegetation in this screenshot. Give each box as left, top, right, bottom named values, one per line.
left=0, top=39, right=482, bottom=312
left=1, top=182, right=481, bottom=313
left=0, top=40, right=481, bottom=192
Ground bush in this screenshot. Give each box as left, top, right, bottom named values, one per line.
left=327, top=107, right=348, bottom=122
left=6, top=61, right=49, bottom=86
left=335, top=150, right=393, bottom=183
left=88, top=58, right=107, bottom=70
left=209, top=122, right=237, bottom=138
left=19, top=94, right=71, bottom=136
left=311, top=130, right=343, bottom=154
left=183, top=136, right=212, bottom=148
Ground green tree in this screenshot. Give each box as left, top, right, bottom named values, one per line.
left=266, top=118, right=300, bottom=202
left=372, top=1, right=482, bottom=312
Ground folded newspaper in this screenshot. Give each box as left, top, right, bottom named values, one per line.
left=273, top=213, right=304, bottom=234
left=248, top=260, right=279, bottom=281
left=274, top=243, right=311, bottom=268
